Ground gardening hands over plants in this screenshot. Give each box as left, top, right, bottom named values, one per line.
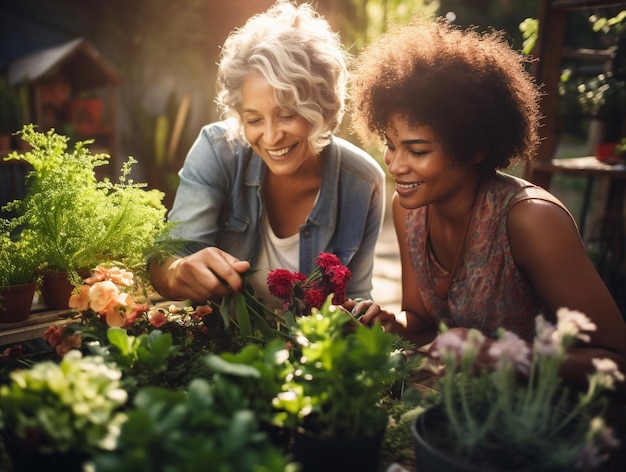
left=150, top=247, right=250, bottom=302
left=344, top=298, right=396, bottom=330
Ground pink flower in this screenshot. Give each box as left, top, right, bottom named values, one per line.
left=43, top=325, right=63, bottom=347
left=148, top=309, right=168, bottom=328
left=533, top=315, right=560, bottom=357
left=125, top=302, right=149, bottom=328
left=431, top=330, right=466, bottom=360
left=89, top=280, right=120, bottom=313
left=68, top=285, right=91, bottom=311
left=488, top=331, right=531, bottom=376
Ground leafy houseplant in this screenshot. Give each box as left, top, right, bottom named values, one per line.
left=271, top=298, right=404, bottom=471
left=89, top=378, right=297, bottom=472
left=0, top=223, right=37, bottom=288
left=412, top=308, right=624, bottom=471
left=0, top=350, right=128, bottom=470
left=0, top=223, right=38, bottom=322
left=2, top=125, right=173, bottom=290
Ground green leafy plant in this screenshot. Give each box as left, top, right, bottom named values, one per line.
left=576, top=72, right=626, bottom=121
left=90, top=378, right=297, bottom=472
left=0, top=350, right=128, bottom=455
left=273, top=296, right=404, bottom=439
left=0, top=222, right=37, bottom=287
left=205, top=338, right=293, bottom=428
left=2, top=125, right=174, bottom=276
left=420, top=308, right=624, bottom=470
left=104, top=327, right=178, bottom=371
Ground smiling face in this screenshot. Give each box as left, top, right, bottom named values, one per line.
left=384, top=113, right=477, bottom=211
left=240, top=74, right=316, bottom=177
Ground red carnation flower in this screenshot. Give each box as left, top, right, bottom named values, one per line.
left=316, top=252, right=342, bottom=274
left=304, top=287, right=328, bottom=311
left=268, top=269, right=298, bottom=300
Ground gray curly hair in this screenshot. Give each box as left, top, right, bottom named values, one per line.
left=215, top=0, right=349, bottom=154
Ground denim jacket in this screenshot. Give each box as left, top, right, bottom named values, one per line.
left=166, top=121, right=386, bottom=299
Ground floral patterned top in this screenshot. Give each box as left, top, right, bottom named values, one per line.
left=406, top=172, right=575, bottom=341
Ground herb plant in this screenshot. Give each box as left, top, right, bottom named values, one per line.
left=423, top=308, right=624, bottom=470
left=2, top=125, right=173, bottom=276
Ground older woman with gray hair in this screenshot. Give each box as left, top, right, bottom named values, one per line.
left=149, top=0, right=385, bottom=308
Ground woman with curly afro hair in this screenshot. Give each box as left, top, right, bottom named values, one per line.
left=347, top=17, right=626, bottom=397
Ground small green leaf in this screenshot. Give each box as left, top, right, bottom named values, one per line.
left=205, top=354, right=261, bottom=378
left=235, top=292, right=251, bottom=337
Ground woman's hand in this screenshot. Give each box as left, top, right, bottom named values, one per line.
left=150, top=247, right=250, bottom=302
left=342, top=298, right=396, bottom=329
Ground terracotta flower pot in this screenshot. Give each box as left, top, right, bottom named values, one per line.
left=39, top=269, right=89, bottom=310
left=0, top=282, right=36, bottom=323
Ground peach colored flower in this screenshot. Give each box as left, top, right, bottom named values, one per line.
left=195, top=305, right=213, bottom=317
left=167, top=304, right=181, bottom=314
left=43, top=325, right=63, bottom=347
left=89, top=280, right=120, bottom=312
left=148, top=309, right=168, bottom=328
left=104, top=266, right=134, bottom=287
left=102, top=292, right=135, bottom=328
left=86, top=265, right=134, bottom=287
left=104, top=306, right=126, bottom=328
left=55, top=332, right=82, bottom=357
left=68, top=285, right=91, bottom=311
left=124, top=302, right=150, bottom=328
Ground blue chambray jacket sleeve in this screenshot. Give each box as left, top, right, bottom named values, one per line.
left=339, top=148, right=385, bottom=301
left=166, top=124, right=235, bottom=255
left=345, top=176, right=385, bottom=301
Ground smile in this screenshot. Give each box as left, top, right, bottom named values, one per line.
left=396, top=181, right=421, bottom=190
left=267, top=145, right=295, bottom=158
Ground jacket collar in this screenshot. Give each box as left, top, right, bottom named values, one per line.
left=244, top=137, right=340, bottom=228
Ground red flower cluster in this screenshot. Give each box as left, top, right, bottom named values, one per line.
left=267, top=252, right=351, bottom=315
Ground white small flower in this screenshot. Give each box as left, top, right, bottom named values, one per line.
left=591, top=358, right=625, bottom=390
left=556, top=307, right=596, bottom=344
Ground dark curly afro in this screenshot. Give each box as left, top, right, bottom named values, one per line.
left=349, top=17, right=542, bottom=172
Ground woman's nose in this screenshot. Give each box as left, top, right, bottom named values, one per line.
left=263, top=121, right=283, bottom=145
left=385, top=149, right=407, bottom=176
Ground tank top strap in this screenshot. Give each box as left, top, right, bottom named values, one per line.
left=507, top=183, right=577, bottom=225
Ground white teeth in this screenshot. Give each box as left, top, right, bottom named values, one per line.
left=267, top=147, right=291, bottom=157
left=396, top=182, right=421, bottom=189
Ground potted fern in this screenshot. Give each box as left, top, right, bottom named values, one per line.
left=0, top=224, right=38, bottom=322
left=2, top=125, right=172, bottom=309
